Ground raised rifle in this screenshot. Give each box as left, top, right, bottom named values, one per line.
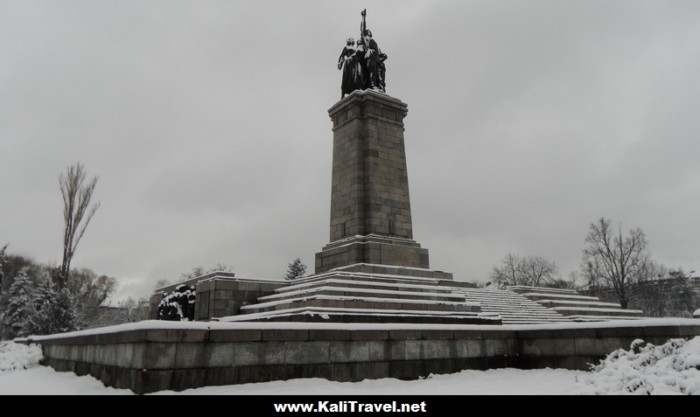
left=360, top=9, right=366, bottom=39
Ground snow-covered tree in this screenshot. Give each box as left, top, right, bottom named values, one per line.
left=0, top=243, right=7, bottom=294
left=52, top=288, right=77, bottom=333
left=284, top=258, right=307, bottom=281
left=31, top=280, right=53, bottom=334
left=2, top=269, right=36, bottom=338
left=31, top=279, right=76, bottom=335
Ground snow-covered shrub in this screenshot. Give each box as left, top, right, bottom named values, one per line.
left=157, top=284, right=196, bottom=321
left=0, top=341, right=42, bottom=374
left=577, top=337, right=700, bottom=395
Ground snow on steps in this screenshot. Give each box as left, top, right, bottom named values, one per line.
left=240, top=294, right=480, bottom=314
left=238, top=271, right=484, bottom=322
left=509, top=286, right=645, bottom=320
left=233, top=270, right=655, bottom=325
left=567, top=314, right=645, bottom=322
left=452, top=288, right=571, bottom=324
left=536, top=299, right=622, bottom=308
left=223, top=306, right=500, bottom=325
left=238, top=281, right=579, bottom=325
left=553, top=306, right=644, bottom=316
left=440, top=288, right=570, bottom=324
left=257, top=285, right=466, bottom=302
left=509, top=286, right=581, bottom=295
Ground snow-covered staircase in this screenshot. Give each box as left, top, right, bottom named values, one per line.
left=454, top=287, right=572, bottom=324
left=221, top=264, right=500, bottom=324
left=509, top=286, right=644, bottom=322
left=216, top=265, right=644, bottom=325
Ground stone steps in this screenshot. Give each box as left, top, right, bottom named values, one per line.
left=277, top=277, right=461, bottom=296
left=553, top=306, right=644, bottom=316
left=283, top=270, right=467, bottom=291
left=228, top=265, right=492, bottom=324
left=258, top=286, right=467, bottom=303
left=567, top=314, right=644, bottom=322
left=453, top=288, right=571, bottom=325
left=223, top=306, right=500, bottom=325
left=536, top=299, right=621, bottom=308
left=227, top=266, right=644, bottom=325
left=509, top=285, right=645, bottom=320
left=240, top=294, right=480, bottom=315
left=509, top=286, right=581, bottom=295
left=518, top=293, right=600, bottom=302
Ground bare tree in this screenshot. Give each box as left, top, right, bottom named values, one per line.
left=180, top=263, right=235, bottom=280
left=58, top=163, right=100, bottom=289
left=633, top=262, right=670, bottom=316
left=154, top=279, right=172, bottom=291
left=490, top=253, right=522, bottom=287
left=635, top=266, right=698, bottom=317
left=519, top=256, right=558, bottom=287
left=581, top=217, right=650, bottom=309
left=490, top=253, right=557, bottom=287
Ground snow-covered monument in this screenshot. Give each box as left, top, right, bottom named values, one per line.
left=150, top=9, right=643, bottom=326
left=28, top=10, right=697, bottom=394
left=155, top=87, right=642, bottom=325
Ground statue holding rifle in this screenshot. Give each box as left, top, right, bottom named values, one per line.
left=337, top=9, right=387, bottom=99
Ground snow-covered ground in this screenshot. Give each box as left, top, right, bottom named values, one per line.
left=578, top=337, right=700, bottom=394
left=0, top=360, right=581, bottom=395
left=1, top=337, right=699, bottom=395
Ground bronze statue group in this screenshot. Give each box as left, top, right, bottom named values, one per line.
left=338, top=10, right=388, bottom=99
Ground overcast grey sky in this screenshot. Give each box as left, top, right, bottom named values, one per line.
left=2, top=1, right=699, bottom=301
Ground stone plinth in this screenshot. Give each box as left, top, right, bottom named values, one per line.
left=30, top=320, right=700, bottom=394
left=316, top=90, right=432, bottom=274
left=316, top=234, right=429, bottom=273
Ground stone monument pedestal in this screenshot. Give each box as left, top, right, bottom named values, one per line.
left=315, top=90, right=439, bottom=277
left=217, top=91, right=481, bottom=324
left=315, top=234, right=431, bottom=274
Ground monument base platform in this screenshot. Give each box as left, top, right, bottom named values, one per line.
left=29, top=319, right=700, bottom=393
left=315, top=235, right=431, bottom=274
left=227, top=263, right=490, bottom=325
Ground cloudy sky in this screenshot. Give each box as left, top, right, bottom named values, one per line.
left=2, top=1, right=699, bottom=301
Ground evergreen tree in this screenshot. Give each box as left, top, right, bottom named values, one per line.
left=2, top=269, right=36, bottom=338
left=32, top=279, right=57, bottom=335
left=52, top=288, right=77, bottom=333
left=284, top=258, right=307, bottom=281
left=31, top=279, right=76, bottom=335
left=0, top=243, right=7, bottom=294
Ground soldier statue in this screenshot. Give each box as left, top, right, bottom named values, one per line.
left=338, top=9, right=387, bottom=98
